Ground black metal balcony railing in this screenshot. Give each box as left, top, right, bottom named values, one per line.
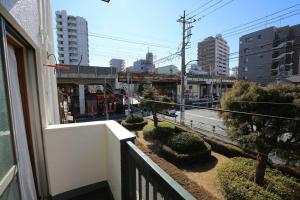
left=121, top=140, right=196, bottom=200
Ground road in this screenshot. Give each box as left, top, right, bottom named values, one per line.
left=158, top=109, right=233, bottom=143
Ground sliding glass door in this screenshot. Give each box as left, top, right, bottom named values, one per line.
left=0, top=24, right=21, bottom=199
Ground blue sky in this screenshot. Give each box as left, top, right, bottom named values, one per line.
left=51, top=0, right=300, bottom=70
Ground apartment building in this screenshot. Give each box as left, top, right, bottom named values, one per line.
left=0, top=2, right=194, bottom=200
left=238, top=25, right=300, bottom=84
left=56, top=10, right=89, bottom=65
left=198, top=34, right=230, bottom=76
left=132, top=52, right=155, bottom=73
left=110, top=58, right=125, bottom=71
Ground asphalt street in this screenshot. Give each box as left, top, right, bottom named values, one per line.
left=159, top=108, right=233, bottom=143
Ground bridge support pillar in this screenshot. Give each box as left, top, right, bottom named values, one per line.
left=79, top=84, right=85, bottom=115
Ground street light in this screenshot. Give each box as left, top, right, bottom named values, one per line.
left=100, top=0, right=110, bottom=2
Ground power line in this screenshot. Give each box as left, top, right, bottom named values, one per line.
left=227, top=42, right=300, bottom=60
left=187, top=0, right=216, bottom=16
left=223, top=9, right=300, bottom=38
left=196, top=0, right=235, bottom=21
left=139, top=99, right=300, bottom=121
left=158, top=114, right=300, bottom=159
left=221, top=4, right=300, bottom=34
left=55, top=28, right=177, bottom=50
left=190, top=0, right=226, bottom=19
left=231, top=101, right=298, bottom=106
left=192, top=3, right=300, bottom=44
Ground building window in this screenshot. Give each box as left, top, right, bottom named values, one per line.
left=244, top=48, right=250, bottom=54
left=243, top=66, right=248, bottom=72
left=243, top=76, right=248, bottom=80
left=259, top=55, right=264, bottom=59
left=257, top=34, right=262, bottom=39
left=244, top=57, right=249, bottom=63
left=189, top=85, right=193, bottom=90
left=245, top=37, right=253, bottom=43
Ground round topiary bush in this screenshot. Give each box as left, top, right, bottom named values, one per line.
left=167, top=132, right=210, bottom=154
left=143, top=122, right=176, bottom=142
left=121, top=115, right=147, bottom=131
left=160, top=132, right=211, bottom=164
left=217, top=157, right=300, bottom=200
left=125, top=115, right=144, bottom=123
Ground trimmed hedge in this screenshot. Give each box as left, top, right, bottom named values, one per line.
left=125, top=115, right=144, bottom=123
left=121, top=115, right=147, bottom=130
left=143, top=122, right=176, bottom=142
left=143, top=123, right=211, bottom=164
left=167, top=132, right=210, bottom=154
left=161, top=144, right=211, bottom=165
left=217, top=157, right=300, bottom=200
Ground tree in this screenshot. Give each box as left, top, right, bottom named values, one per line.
left=137, top=84, right=144, bottom=95
left=140, top=88, right=172, bottom=127
left=220, top=81, right=300, bottom=186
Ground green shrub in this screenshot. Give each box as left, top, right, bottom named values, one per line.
left=167, top=132, right=211, bottom=154
left=125, top=115, right=144, bottom=123
left=143, top=122, right=176, bottom=142
left=217, top=157, right=300, bottom=200
left=161, top=144, right=211, bottom=165
left=121, top=115, right=147, bottom=131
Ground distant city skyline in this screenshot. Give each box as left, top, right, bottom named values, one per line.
left=52, top=0, right=300, bottom=70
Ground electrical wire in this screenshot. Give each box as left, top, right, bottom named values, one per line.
left=221, top=4, right=300, bottom=34
left=187, top=0, right=216, bottom=16
left=231, top=101, right=298, bottom=106
left=55, top=28, right=177, bottom=50
left=197, top=0, right=235, bottom=21
left=224, top=11, right=300, bottom=38
left=157, top=113, right=300, bottom=159
left=138, top=99, right=300, bottom=121
left=190, top=0, right=226, bottom=19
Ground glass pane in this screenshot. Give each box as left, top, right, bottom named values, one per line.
left=0, top=51, right=15, bottom=180
left=0, top=176, right=21, bottom=200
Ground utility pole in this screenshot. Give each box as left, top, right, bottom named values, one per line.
left=104, top=78, right=109, bottom=120
left=127, top=72, right=131, bottom=115
left=210, top=64, right=213, bottom=107
left=180, top=10, right=186, bottom=125
left=177, top=10, right=195, bottom=125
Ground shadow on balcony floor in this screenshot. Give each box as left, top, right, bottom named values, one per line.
left=70, top=188, right=114, bottom=200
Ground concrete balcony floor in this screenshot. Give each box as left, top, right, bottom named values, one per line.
left=70, top=188, right=113, bottom=200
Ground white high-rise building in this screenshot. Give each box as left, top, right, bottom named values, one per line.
left=110, top=59, right=125, bottom=71
left=198, top=34, right=229, bottom=76
left=56, top=10, right=89, bottom=65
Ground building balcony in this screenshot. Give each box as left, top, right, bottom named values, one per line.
left=68, top=37, right=77, bottom=42
left=44, top=121, right=195, bottom=200
left=272, top=39, right=294, bottom=49
left=68, top=31, right=77, bottom=36
left=58, top=43, right=65, bottom=48
left=272, top=51, right=294, bottom=61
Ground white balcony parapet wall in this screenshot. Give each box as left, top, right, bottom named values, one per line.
left=43, top=121, right=135, bottom=200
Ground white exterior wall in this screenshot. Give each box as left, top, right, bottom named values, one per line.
left=110, top=58, right=125, bottom=71
left=0, top=0, right=60, bottom=198
left=56, top=10, right=89, bottom=65
left=44, top=121, right=135, bottom=200
left=0, top=0, right=59, bottom=126
left=155, top=65, right=179, bottom=75
left=215, top=35, right=230, bottom=76
left=76, top=16, right=89, bottom=65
